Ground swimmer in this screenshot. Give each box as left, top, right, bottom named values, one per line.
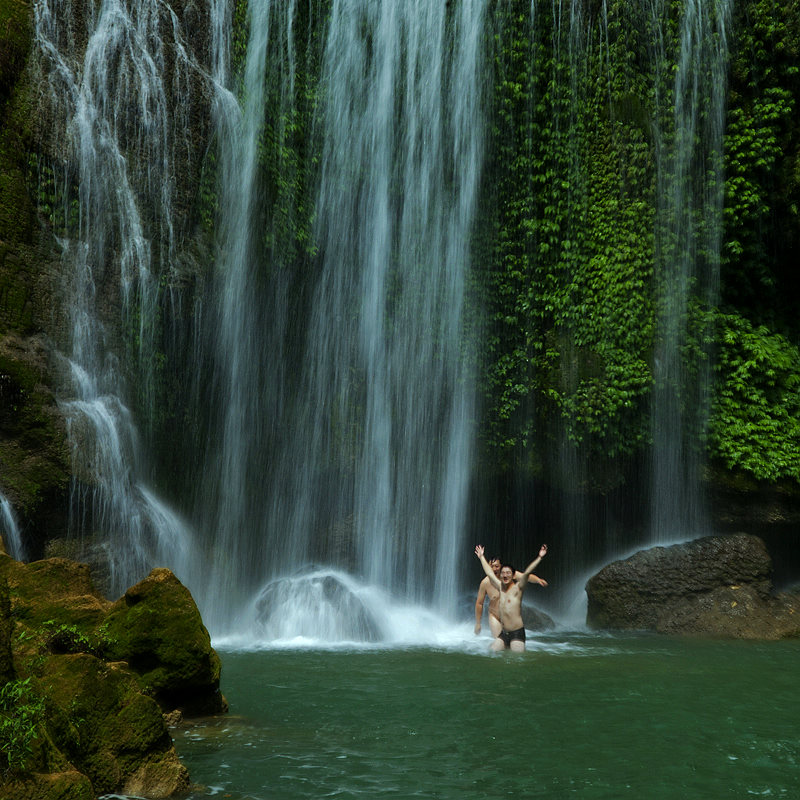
left=475, top=543, right=548, bottom=652
left=474, top=556, right=547, bottom=637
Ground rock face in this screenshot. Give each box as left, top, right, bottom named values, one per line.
left=103, top=567, right=226, bottom=715
left=1, top=0, right=215, bottom=558
left=585, top=533, right=800, bottom=638
left=0, top=555, right=226, bottom=799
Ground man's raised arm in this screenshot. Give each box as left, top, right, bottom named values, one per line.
left=517, top=544, right=548, bottom=589
left=475, top=545, right=501, bottom=590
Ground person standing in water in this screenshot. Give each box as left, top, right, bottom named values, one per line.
left=474, top=556, right=548, bottom=637
left=474, top=543, right=548, bottom=651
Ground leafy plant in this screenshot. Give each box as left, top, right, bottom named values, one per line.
left=41, top=619, right=102, bottom=656
left=709, top=312, right=800, bottom=480
left=0, top=678, right=44, bottom=774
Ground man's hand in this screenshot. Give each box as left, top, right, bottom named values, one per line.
left=474, top=622, right=481, bottom=635
left=539, top=544, right=548, bottom=559
left=536, top=577, right=548, bottom=587
left=475, top=544, right=485, bottom=559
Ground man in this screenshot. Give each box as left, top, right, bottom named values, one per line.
left=474, top=556, right=548, bottom=638
left=475, top=543, right=548, bottom=652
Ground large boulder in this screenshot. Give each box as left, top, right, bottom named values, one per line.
left=0, top=555, right=226, bottom=798
left=34, top=653, right=190, bottom=797
left=102, top=567, right=226, bottom=715
left=585, top=533, right=800, bottom=638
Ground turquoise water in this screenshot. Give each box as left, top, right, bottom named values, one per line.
left=174, top=634, right=800, bottom=799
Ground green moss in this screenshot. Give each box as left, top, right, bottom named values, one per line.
left=0, top=138, right=38, bottom=335
left=0, top=571, right=12, bottom=683
left=3, top=558, right=109, bottom=636
left=102, top=569, right=222, bottom=712
left=1, top=556, right=198, bottom=796
left=0, top=351, right=70, bottom=516
left=0, top=770, right=95, bottom=800
left=40, top=653, right=174, bottom=795
left=0, top=0, right=32, bottom=102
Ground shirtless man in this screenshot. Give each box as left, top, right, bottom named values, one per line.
left=475, top=543, right=548, bottom=652
left=474, top=557, right=548, bottom=637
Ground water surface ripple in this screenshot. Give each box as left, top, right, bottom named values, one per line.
left=174, top=634, right=800, bottom=799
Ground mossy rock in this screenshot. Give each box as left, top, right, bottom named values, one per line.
left=0, top=770, right=95, bottom=800
left=1, top=0, right=39, bottom=333
left=0, top=0, right=32, bottom=108
left=103, top=568, right=225, bottom=714
left=39, top=652, right=190, bottom=797
left=2, top=555, right=225, bottom=797
left=0, top=565, right=13, bottom=681
left=0, top=336, right=70, bottom=537
left=3, top=556, right=110, bottom=633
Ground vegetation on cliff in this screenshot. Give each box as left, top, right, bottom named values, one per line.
left=1, top=0, right=799, bottom=567
left=478, top=0, right=800, bottom=489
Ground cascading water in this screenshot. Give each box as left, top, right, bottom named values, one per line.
left=0, top=494, right=25, bottom=560
left=33, top=0, right=199, bottom=595
left=649, top=0, right=731, bottom=543
left=26, top=0, right=736, bottom=642
left=495, top=0, right=732, bottom=621
left=192, top=0, right=488, bottom=636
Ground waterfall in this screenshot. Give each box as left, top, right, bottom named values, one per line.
left=482, top=0, right=733, bottom=621
left=308, top=0, right=485, bottom=609
left=33, top=0, right=200, bottom=594
left=196, top=0, right=488, bottom=631
left=649, top=0, right=731, bottom=543
left=27, top=0, right=735, bottom=637
left=0, top=495, right=25, bottom=561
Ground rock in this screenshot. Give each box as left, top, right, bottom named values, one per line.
left=0, top=335, right=71, bottom=548
left=0, top=770, right=95, bottom=800
left=39, top=653, right=190, bottom=798
left=585, top=533, right=800, bottom=638
left=524, top=604, right=556, bottom=632
left=103, top=567, right=226, bottom=715
left=0, top=555, right=226, bottom=799
left=4, top=556, right=110, bottom=629
left=0, top=562, right=13, bottom=682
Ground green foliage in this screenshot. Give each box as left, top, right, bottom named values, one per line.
left=0, top=678, right=44, bottom=774
left=256, top=2, right=321, bottom=269
left=41, top=619, right=106, bottom=656
left=477, top=1, right=659, bottom=471
left=722, top=0, right=800, bottom=326
left=709, top=312, right=800, bottom=481
left=198, top=143, right=218, bottom=235
left=25, top=155, right=79, bottom=236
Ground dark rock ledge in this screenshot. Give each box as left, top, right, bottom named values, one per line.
left=586, top=533, right=800, bottom=638
left=0, top=548, right=227, bottom=799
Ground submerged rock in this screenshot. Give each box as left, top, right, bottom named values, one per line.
left=0, top=555, right=226, bottom=799
left=254, top=571, right=382, bottom=642
left=585, top=534, right=800, bottom=638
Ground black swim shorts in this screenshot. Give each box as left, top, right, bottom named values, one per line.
left=498, top=627, right=526, bottom=647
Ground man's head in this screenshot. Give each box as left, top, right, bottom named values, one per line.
left=499, top=565, right=514, bottom=585
left=489, top=558, right=501, bottom=576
